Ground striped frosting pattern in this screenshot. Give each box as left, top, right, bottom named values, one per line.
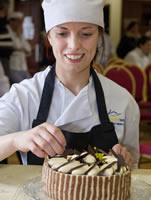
left=42, top=160, right=131, bottom=200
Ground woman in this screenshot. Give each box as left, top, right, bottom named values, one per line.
left=0, top=0, right=140, bottom=168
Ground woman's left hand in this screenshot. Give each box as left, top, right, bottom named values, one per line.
left=111, top=144, right=134, bottom=168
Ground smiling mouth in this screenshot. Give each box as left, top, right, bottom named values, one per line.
left=65, top=54, right=84, bottom=61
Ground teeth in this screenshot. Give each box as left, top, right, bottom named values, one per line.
left=66, top=54, right=83, bottom=60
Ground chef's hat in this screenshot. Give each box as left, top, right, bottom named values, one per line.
left=42, top=0, right=104, bottom=32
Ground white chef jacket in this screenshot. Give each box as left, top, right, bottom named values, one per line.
left=124, top=47, right=150, bottom=69
left=0, top=66, right=140, bottom=167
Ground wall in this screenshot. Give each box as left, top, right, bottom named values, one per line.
left=122, top=0, right=151, bottom=34
left=105, top=0, right=122, bottom=48
left=8, top=0, right=14, bottom=15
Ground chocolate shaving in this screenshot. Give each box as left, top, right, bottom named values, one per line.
left=88, top=145, right=96, bottom=156
left=98, top=161, right=117, bottom=176
left=109, top=149, right=127, bottom=172
left=53, top=152, right=89, bottom=171
left=84, top=160, right=103, bottom=175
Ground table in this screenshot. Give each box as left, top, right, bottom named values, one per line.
left=0, top=164, right=151, bottom=200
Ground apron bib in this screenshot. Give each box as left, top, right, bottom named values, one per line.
left=27, top=64, right=118, bottom=165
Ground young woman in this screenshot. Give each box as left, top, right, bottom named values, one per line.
left=0, top=0, right=140, bottom=168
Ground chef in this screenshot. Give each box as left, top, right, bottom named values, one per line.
left=0, top=0, right=140, bottom=168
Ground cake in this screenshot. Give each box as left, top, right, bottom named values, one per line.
left=42, top=146, right=131, bottom=200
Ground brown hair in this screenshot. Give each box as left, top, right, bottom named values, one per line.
left=93, top=26, right=104, bottom=62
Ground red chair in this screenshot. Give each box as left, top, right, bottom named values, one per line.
left=144, top=64, right=151, bottom=102
left=139, top=142, right=151, bottom=166
left=125, top=64, right=151, bottom=110
left=103, top=65, right=136, bottom=97
left=140, top=142, right=151, bottom=158
left=107, top=57, right=125, bottom=66
left=124, top=64, right=151, bottom=142
left=125, top=64, right=147, bottom=101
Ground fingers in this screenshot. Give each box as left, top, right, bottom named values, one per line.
left=29, top=141, right=47, bottom=158
left=32, top=133, right=56, bottom=156
left=30, top=122, right=66, bottom=157
left=37, top=126, right=65, bottom=155
left=44, top=122, right=66, bottom=147
left=111, top=144, right=134, bottom=168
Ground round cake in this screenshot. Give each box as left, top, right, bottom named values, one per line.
left=42, top=146, right=131, bottom=200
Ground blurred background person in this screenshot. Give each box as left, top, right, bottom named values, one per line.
left=7, top=12, right=32, bottom=83
left=0, top=61, right=10, bottom=97
left=0, top=0, right=14, bottom=77
left=124, top=36, right=151, bottom=69
left=116, top=21, right=141, bottom=59
left=95, top=31, right=115, bottom=68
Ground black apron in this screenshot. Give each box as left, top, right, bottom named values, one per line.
left=27, top=64, right=118, bottom=165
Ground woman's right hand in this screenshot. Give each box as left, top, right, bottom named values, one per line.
left=13, top=122, right=66, bottom=158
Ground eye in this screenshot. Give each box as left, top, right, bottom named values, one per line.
left=81, top=33, right=93, bottom=38
left=57, top=32, right=68, bottom=37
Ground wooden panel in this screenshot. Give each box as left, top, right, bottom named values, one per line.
left=122, top=0, right=151, bottom=34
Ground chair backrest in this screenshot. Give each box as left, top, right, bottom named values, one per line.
left=107, top=56, right=125, bottom=66
left=144, top=64, right=151, bottom=101
left=125, top=64, right=147, bottom=102
left=103, top=65, right=136, bottom=97
left=92, top=61, right=104, bottom=74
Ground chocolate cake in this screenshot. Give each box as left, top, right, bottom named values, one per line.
left=42, top=146, right=131, bottom=200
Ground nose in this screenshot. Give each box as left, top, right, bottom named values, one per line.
left=68, top=34, right=80, bottom=50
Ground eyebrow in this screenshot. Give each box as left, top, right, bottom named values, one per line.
left=55, top=26, right=94, bottom=30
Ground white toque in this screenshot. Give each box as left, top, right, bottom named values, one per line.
left=42, top=0, right=104, bottom=32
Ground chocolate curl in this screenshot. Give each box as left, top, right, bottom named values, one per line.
left=88, top=145, right=96, bottom=156
left=109, top=149, right=127, bottom=171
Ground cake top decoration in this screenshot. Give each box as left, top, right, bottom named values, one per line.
left=48, top=145, right=128, bottom=176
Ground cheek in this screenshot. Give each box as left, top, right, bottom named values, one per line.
left=51, top=41, right=65, bottom=58
left=87, top=40, right=97, bottom=55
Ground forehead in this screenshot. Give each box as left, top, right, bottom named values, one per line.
left=53, top=22, right=98, bottom=30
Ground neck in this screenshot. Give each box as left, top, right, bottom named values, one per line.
left=56, top=66, right=90, bottom=96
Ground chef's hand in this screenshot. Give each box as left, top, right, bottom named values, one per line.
left=13, top=122, right=66, bottom=158
left=111, top=144, right=134, bottom=168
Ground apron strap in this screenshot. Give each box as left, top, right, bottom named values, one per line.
left=90, top=67, right=111, bottom=124
left=32, top=64, right=55, bottom=127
